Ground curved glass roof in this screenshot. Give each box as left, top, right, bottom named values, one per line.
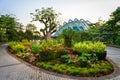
left=53, top=18, right=91, bottom=37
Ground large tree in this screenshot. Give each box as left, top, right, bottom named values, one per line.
left=0, top=14, right=17, bottom=41
left=95, top=7, right=120, bottom=44
left=31, top=7, right=60, bottom=39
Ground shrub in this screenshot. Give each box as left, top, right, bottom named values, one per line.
left=78, top=56, right=89, bottom=67
left=16, top=52, right=30, bottom=58
left=59, top=29, right=76, bottom=48
left=57, top=38, right=64, bottom=45
left=55, top=47, right=69, bottom=58
left=12, top=43, right=26, bottom=53
left=22, top=39, right=32, bottom=46
left=61, top=54, right=79, bottom=64
left=73, top=50, right=82, bottom=56
left=8, top=41, right=17, bottom=48
left=73, top=42, right=92, bottom=53
left=39, top=39, right=60, bottom=48
left=38, top=39, right=69, bottom=61
left=92, top=42, right=106, bottom=53
left=39, top=49, right=57, bottom=61
left=73, top=41, right=106, bottom=60
left=90, top=53, right=98, bottom=62
left=74, top=41, right=106, bottom=53
left=31, top=44, right=41, bottom=54
left=61, top=55, right=71, bottom=64
left=92, top=42, right=106, bottom=60
left=94, top=51, right=107, bottom=60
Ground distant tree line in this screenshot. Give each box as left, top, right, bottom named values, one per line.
left=87, top=7, right=120, bottom=45
left=0, top=14, right=41, bottom=42
left=0, top=7, right=120, bottom=46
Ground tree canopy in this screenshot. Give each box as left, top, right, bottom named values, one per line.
left=0, top=14, right=17, bottom=41
left=31, top=7, right=60, bottom=39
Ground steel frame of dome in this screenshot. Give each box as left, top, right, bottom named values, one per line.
left=53, top=18, right=91, bottom=37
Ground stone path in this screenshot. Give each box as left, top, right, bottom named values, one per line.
left=106, top=47, right=120, bottom=80
left=0, top=44, right=120, bottom=80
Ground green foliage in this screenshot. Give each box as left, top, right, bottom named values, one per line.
left=0, top=14, right=40, bottom=41
left=36, top=62, right=52, bottom=70
left=8, top=41, right=26, bottom=53
left=25, top=24, right=40, bottom=40
left=115, top=37, right=120, bottom=45
left=78, top=56, right=89, bottom=67
left=38, top=39, right=69, bottom=61
left=31, top=7, right=60, bottom=39
left=24, top=30, right=34, bottom=40
left=12, top=43, right=25, bottom=53
left=59, top=29, right=76, bottom=47
left=8, top=41, right=17, bottom=48
left=57, top=47, right=69, bottom=57
left=57, top=38, right=64, bottom=45
left=61, top=55, right=71, bottom=64
left=67, top=66, right=80, bottom=76
left=74, top=41, right=106, bottom=53
left=73, top=41, right=93, bottom=53
left=16, top=52, right=30, bottom=58
left=61, top=55, right=79, bottom=64
left=91, top=61, right=113, bottom=75
left=92, top=42, right=106, bottom=60
left=79, top=31, right=92, bottom=41
left=92, top=53, right=98, bottom=61
left=0, top=30, right=7, bottom=42
left=74, top=41, right=106, bottom=60
left=93, top=42, right=106, bottom=53
left=95, top=51, right=107, bottom=60
left=26, top=24, right=37, bottom=33
left=39, top=49, right=57, bottom=61
left=36, top=60, right=113, bottom=76
left=31, top=44, right=41, bottom=54
left=72, top=50, right=82, bottom=56
left=52, top=64, right=67, bottom=73
left=0, top=14, right=22, bottom=41
left=22, top=39, right=32, bottom=46
left=79, top=68, right=90, bottom=75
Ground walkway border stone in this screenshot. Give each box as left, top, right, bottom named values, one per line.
left=107, top=45, right=120, bottom=48
left=6, top=46, right=120, bottom=80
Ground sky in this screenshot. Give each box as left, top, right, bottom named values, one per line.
left=0, top=0, right=120, bottom=30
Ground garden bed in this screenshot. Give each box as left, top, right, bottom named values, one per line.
left=7, top=40, right=114, bottom=77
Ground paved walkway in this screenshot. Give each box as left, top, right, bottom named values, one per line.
left=106, top=47, right=120, bottom=80
left=0, top=44, right=120, bottom=80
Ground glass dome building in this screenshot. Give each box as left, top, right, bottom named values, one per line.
left=53, top=18, right=91, bottom=37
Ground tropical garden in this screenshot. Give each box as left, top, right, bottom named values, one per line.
left=1, top=7, right=120, bottom=77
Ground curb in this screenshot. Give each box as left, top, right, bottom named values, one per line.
left=107, top=45, right=120, bottom=49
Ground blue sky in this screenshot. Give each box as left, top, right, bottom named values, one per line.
left=0, top=0, right=120, bottom=29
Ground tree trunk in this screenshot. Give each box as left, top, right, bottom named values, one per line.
left=44, top=32, right=51, bottom=40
